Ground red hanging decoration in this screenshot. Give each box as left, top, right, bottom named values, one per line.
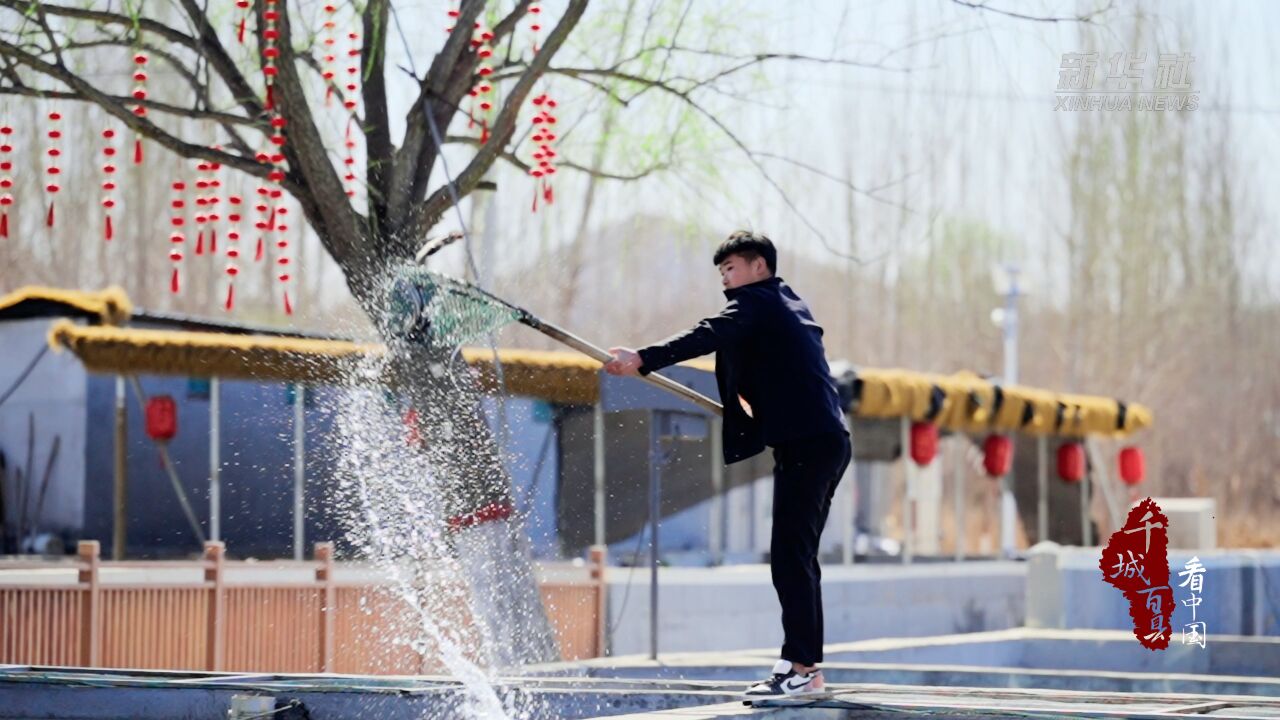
left=339, top=32, right=361, bottom=201
left=0, top=123, right=12, bottom=238
left=169, top=179, right=187, bottom=294
left=466, top=21, right=496, bottom=142
left=909, top=421, right=939, bottom=466
left=44, top=110, right=62, bottom=227
left=527, top=92, right=558, bottom=212
left=225, top=190, right=242, bottom=312
left=528, top=0, right=543, bottom=54
left=982, top=434, right=1013, bottom=478
left=205, top=151, right=223, bottom=255
left=1057, top=442, right=1086, bottom=483
left=343, top=118, right=358, bottom=198
left=194, top=159, right=215, bottom=256
left=261, top=0, right=280, bottom=111
left=1118, top=446, right=1145, bottom=486
left=343, top=31, right=360, bottom=112
left=321, top=4, right=338, bottom=106
left=100, top=127, right=118, bottom=241
left=131, top=53, right=148, bottom=164
left=234, top=0, right=250, bottom=43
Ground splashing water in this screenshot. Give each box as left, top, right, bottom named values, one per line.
left=327, top=266, right=559, bottom=719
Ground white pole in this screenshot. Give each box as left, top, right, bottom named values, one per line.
left=210, top=377, right=220, bottom=543
left=293, top=384, right=306, bottom=561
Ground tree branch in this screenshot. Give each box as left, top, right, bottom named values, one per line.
left=0, top=83, right=261, bottom=129
left=549, top=65, right=888, bottom=262
left=362, top=0, right=392, bottom=228
left=446, top=134, right=671, bottom=181
left=388, top=0, right=484, bottom=229
left=173, top=0, right=264, bottom=118
left=0, top=36, right=272, bottom=183
left=268, top=0, right=364, bottom=269
left=950, top=0, right=1114, bottom=24
left=408, top=0, right=590, bottom=245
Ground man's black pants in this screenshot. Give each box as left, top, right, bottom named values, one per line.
left=770, top=430, right=852, bottom=666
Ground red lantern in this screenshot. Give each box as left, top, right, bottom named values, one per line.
left=235, top=0, right=251, bottom=43
left=343, top=31, right=361, bottom=112
left=321, top=3, right=338, bottom=105
left=169, top=179, right=187, bottom=293
left=0, top=123, right=13, bottom=238
left=983, top=434, right=1013, bottom=477
left=145, top=396, right=178, bottom=441
left=529, top=93, right=558, bottom=212
left=909, top=421, right=938, bottom=466
left=528, top=0, right=543, bottom=54
left=101, top=128, right=118, bottom=240
left=1057, top=441, right=1085, bottom=483
left=44, top=110, right=62, bottom=227
left=1119, top=446, right=1145, bottom=485
left=131, top=53, right=148, bottom=163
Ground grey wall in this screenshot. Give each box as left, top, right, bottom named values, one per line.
left=84, top=374, right=349, bottom=559
left=0, top=319, right=87, bottom=548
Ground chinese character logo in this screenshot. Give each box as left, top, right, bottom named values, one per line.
left=1100, top=498, right=1173, bottom=650
left=1179, top=556, right=1208, bottom=648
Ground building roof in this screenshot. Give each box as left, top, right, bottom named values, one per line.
left=11, top=286, right=1150, bottom=437
left=0, top=285, right=132, bottom=325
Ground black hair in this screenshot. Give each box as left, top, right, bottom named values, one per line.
left=713, top=230, right=777, bottom=275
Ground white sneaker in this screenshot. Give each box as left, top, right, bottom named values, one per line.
left=743, top=660, right=824, bottom=697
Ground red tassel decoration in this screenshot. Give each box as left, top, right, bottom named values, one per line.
left=195, top=231, right=204, bottom=255
left=131, top=54, right=148, bottom=164
left=528, top=1, right=543, bottom=55
left=480, top=119, right=490, bottom=144
left=0, top=124, right=13, bottom=239
left=45, top=110, right=62, bottom=228
left=170, top=267, right=180, bottom=293
left=237, top=17, right=247, bottom=43
left=283, top=290, right=293, bottom=315
left=105, top=215, right=113, bottom=241
left=256, top=237, right=264, bottom=261
left=527, top=92, right=558, bottom=210
left=225, top=283, right=235, bottom=311
left=210, top=229, right=218, bottom=254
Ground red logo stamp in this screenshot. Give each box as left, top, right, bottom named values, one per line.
left=1100, top=498, right=1172, bottom=650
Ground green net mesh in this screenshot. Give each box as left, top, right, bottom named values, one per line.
left=384, top=266, right=524, bottom=349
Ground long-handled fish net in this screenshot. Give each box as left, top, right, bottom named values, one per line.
left=384, top=264, right=723, bottom=415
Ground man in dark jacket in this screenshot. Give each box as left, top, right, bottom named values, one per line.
left=605, top=231, right=851, bottom=697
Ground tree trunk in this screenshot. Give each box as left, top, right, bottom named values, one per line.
left=386, top=339, right=560, bottom=667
